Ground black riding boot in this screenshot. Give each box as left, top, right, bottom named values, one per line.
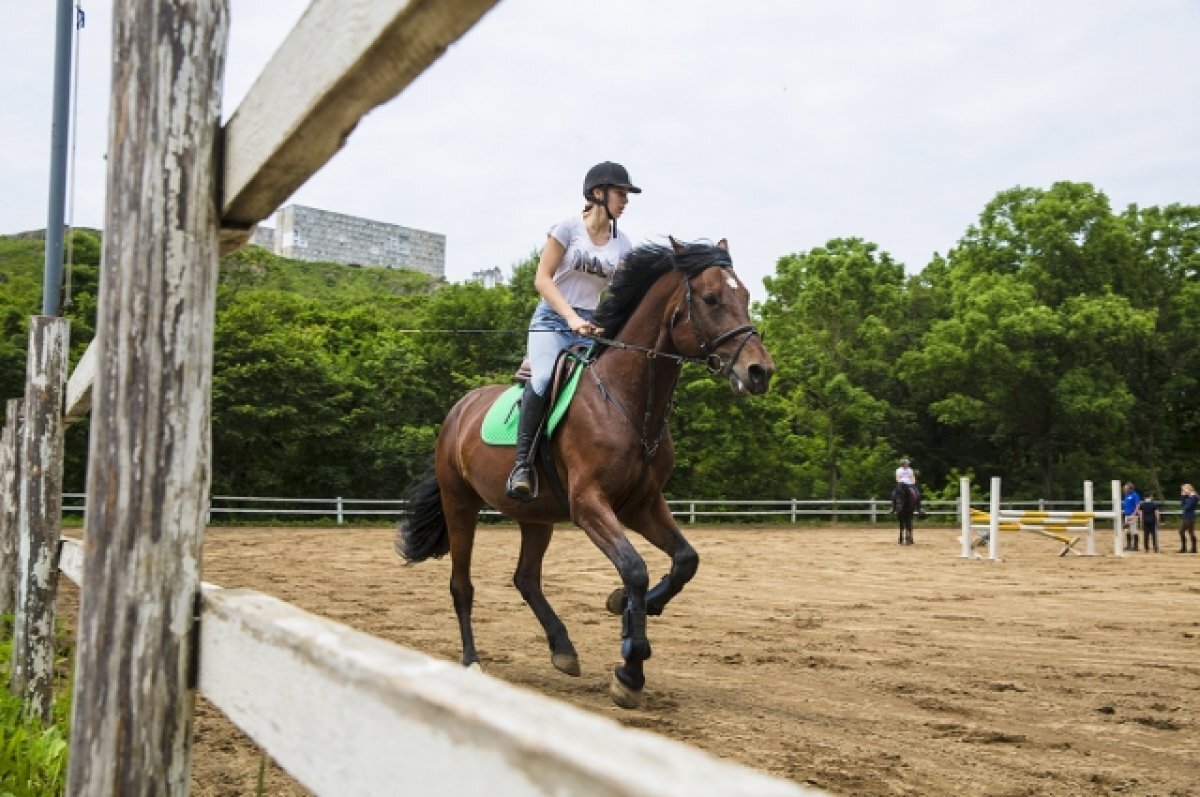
left=506, top=383, right=548, bottom=502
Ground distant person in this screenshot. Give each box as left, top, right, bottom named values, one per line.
left=891, top=457, right=926, bottom=518
left=1137, top=493, right=1160, bottom=553
left=1122, top=482, right=1142, bottom=552
left=1179, top=484, right=1198, bottom=554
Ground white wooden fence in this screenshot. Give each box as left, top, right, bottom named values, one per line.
left=1, top=1, right=821, bottom=794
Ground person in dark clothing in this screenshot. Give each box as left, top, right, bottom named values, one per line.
left=1179, top=484, right=1198, bottom=554
left=1137, top=494, right=1161, bottom=553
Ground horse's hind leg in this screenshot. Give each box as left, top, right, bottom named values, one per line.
left=513, top=521, right=580, bottom=676
left=443, top=484, right=484, bottom=669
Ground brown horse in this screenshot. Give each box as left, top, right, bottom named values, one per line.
left=396, top=239, right=774, bottom=708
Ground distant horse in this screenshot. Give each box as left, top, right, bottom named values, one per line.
left=895, top=485, right=917, bottom=545
left=396, top=239, right=774, bottom=709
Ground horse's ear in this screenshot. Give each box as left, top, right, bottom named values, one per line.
left=668, top=235, right=685, bottom=253
left=716, top=238, right=729, bottom=252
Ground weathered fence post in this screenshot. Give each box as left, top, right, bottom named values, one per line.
left=10, top=317, right=70, bottom=723
left=0, top=400, right=25, bottom=616
left=67, top=1, right=229, bottom=792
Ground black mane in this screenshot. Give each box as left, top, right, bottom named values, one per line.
left=593, top=240, right=732, bottom=341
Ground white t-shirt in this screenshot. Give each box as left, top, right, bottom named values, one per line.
left=546, top=214, right=632, bottom=310
left=896, top=466, right=915, bottom=484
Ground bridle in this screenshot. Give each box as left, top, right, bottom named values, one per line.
left=590, top=263, right=762, bottom=376
left=673, top=265, right=760, bottom=377
left=588, top=263, right=762, bottom=461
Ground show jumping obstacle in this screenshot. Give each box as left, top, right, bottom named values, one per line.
left=958, top=477, right=1123, bottom=561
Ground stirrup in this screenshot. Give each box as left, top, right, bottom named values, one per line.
left=506, top=463, right=538, bottom=502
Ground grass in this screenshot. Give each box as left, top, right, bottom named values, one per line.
left=0, top=616, right=72, bottom=796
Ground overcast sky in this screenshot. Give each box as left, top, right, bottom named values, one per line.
left=3, top=1, right=1198, bottom=298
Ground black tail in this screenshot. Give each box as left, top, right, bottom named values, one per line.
left=395, top=473, right=450, bottom=563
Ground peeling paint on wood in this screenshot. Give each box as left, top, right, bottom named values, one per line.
left=11, top=317, right=69, bottom=724
left=0, top=400, right=23, bottom=616
left=66, top=1, right=229, bottom=793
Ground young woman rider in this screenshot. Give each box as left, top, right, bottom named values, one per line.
left=506, top=161, right=640, bottom=501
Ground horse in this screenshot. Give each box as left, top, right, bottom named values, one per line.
left=895, top=484, right=917, bottom=545
left=395, top=238, right=774, bottom=709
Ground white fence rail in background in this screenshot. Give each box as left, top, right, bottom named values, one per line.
left=58, top=493, right=1168, bottom=525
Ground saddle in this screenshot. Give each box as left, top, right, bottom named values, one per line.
left=480, top=344, right=593, bottom=446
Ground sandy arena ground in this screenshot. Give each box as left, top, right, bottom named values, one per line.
left=59, top=523, right=1200, bottom=795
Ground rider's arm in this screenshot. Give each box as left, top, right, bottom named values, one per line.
left=534, top=236, right=595, bottom=336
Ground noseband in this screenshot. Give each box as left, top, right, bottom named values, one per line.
left=672, top=265, right=761, bottom=376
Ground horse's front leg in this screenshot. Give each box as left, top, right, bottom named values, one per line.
left=609, top=537, right=651, bottom=708
left=607, top=497, right=699, bottom=617
left=575, top=497, right=651, bottom=709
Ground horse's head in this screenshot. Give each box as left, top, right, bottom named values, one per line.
left=667, top=238, right=774, bottom=396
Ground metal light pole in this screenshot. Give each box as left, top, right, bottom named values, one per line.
left=42, top=0, right=75, bottom=317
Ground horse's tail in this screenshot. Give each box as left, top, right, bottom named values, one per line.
left=395, top=472, right=450, bottom=563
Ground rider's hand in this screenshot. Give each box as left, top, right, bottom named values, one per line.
left=570, top=317, right=597, bottom=337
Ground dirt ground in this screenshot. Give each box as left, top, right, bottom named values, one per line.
left=60, top=523, right=1200, bottom=796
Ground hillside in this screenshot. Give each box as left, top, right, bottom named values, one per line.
left=0, top=232, right=443, bottom=301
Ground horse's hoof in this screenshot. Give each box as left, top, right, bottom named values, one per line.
left=605, top=587, right=626, bottom=615
left=552, top=652, right=581, bottom=677
left=466, top=661, right=483, bottom=672
left=609, top=672, right=643, bottom=709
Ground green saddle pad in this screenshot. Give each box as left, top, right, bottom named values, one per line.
left=481, top=362, right=587, bottom=446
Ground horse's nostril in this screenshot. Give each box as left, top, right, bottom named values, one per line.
left=748, top=364, right=771, bottom=388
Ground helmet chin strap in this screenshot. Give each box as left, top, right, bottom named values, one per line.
left=597, top=186, right=616, bottom=238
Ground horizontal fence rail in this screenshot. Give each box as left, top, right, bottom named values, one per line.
left=58, top=494, right=1169, bottom=525
left=54, top=538, right=818, bottom=797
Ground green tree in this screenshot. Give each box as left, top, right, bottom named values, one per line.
left=902, top=183, right=1160, bottom=496
left=758, top=238, right=909, bottom=499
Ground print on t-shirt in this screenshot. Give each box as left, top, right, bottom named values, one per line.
left=569, top=249, right=615, bottom=278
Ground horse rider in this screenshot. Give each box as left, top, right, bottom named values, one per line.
left=892, top=457, right=926, bottom=518
left=506, top=161, right=641, bottom=501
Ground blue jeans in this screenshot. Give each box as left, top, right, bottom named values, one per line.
left=526, top=301, right=594, bottom=395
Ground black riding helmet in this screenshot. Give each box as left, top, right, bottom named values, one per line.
left=583, top=161, right=641, bottom=238
left=582, top=161, right=642, bottom=201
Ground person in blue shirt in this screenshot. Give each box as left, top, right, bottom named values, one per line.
left=1178, top=484, right=1197, bottom=554
left=1121, top=482, right=1142, bottom=552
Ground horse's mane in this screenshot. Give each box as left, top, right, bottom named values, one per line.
left=593, top=240, right=732, bottom=341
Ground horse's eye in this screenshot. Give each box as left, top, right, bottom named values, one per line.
left=702, top=294, right=718, bottom=307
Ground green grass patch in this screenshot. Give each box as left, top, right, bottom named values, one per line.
left=0, top=617, right=72, bottom=796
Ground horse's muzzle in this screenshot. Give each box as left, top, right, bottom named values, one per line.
left=727, top=359, right=773, bottom=396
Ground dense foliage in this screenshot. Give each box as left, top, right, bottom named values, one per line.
left=1, top=182, right=1196, bottom=501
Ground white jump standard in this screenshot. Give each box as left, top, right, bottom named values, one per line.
left=958, top=477, right=1123, bottom=560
